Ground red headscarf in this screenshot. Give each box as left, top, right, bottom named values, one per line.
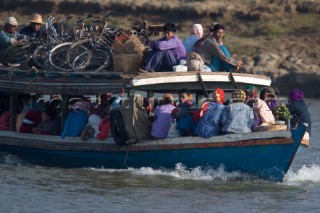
left=213, top=88, right=225, bottom=104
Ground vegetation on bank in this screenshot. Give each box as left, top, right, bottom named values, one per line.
left=1, top=0, right=318, bottom=56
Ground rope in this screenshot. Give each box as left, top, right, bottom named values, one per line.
left=122, top=144, right=131, bottom=169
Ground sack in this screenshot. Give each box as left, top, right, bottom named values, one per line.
left=186, top=51, right=204, bottom=71
left=109, top=110, right=128, bottom=145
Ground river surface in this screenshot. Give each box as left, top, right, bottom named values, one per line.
left=0, top=98, right=319, bottom=213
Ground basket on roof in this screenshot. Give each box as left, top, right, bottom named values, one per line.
left=112, top=53, right=143, bottom=72
left=112, top=31, right=145, bottom=54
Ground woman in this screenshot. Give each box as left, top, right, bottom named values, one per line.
left=182, top=24, right=203, bottom=53
left=260, top=87, right=279, bottom=111
left=195, top=89, right=226, bottom=138
left=151, top=94, right=176, bottom=139
left=198, top=24, right=243, bottom=72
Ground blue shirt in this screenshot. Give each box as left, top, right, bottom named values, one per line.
left=61, top=110, right=88, bottom=138
left=182, top=35, right=199, bottom=53
left=0, top=30, right=25, bottom=52
left=20, top=25, right=46, bottom=39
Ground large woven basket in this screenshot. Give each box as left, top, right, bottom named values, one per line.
left=112, top=33, right=145, bottom=54
left=113, top=53, right=143, bottom=72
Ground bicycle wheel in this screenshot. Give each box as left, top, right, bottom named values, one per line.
left=66, top=39, right=92, bottom=68
left=48, top=42, right=73, bottom=72
left=72, top=49, right=112, bottom=72
left=1, top=42, right=35, bottom=67
left=33, top=44, right=52, bottom=69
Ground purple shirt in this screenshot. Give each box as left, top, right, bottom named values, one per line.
left=152, top=35, right=186, bottom=60
left=151, top=104, right=176, bottom=138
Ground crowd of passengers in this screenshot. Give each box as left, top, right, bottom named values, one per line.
left=0, top=86, right=311, bottom=143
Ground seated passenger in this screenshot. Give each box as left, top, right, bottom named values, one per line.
left=198, top=24, right=243, bottom=72
left=47, top=96, right=62, bottom=136
left=20, top=14, right=46, bottom=39
left=260, top=87, right=279, bottom=111
left=0, top=17, right=25, bottom=53
left=61, top=102, right=88, bottom=138
left=182, top=24, right=203, bottom=53
left=287, top=90, right=311, bottom=135
left=144, top=23, right=186, bottom=72
left=32, top=108, right=54, bottom=135
left=171, top=89, right=197, bottom=136
left=87, top=107, right=105, bottom=138
left=151, top=94, right=176, bottom=139
left=81, top=106, right=107, bottom=141
left=119, top=94, right=152, bottom=144
left=246, top=86, right=275, bottom=131
left=193, top=88, right=225, bottom=123
left=195, top=89, right=225, bottom=138
left=96, top=114, right=110, bottom=141
left=221, top=89, right=254, bottom=134
left=0, top=96, right=10, bottom=131
left=19, top=110, right=42, bottom=133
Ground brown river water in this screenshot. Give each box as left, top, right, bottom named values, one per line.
left=1, top=98, right=320, bottom=213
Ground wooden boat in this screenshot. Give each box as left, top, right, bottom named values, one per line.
left=0, top=125, right=305, bottom=181
left=0, top=69, right=306, bottom=181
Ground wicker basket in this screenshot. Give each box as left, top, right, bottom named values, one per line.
left=112, top=33, right=145, bottom=54
left=113, top=53, right=143, bottom=72
left=255, top=124, right=287, bottom=132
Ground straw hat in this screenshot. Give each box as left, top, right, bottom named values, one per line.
left=5, top=17, right=19, bottom=26
left=29, top=13, right=44, bottom=24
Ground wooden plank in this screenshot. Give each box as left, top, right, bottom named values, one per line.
left=0, top=134, right=293, bottom=152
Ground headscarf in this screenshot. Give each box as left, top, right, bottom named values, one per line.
left=246, top=85, right=259, bottom=99
left=192, top=24, right=203, bottom=38
left=212, top=88, right=225, bottom=104
left=72, top=101, right=88, bottom=111
left=232, top=89, right=246, bottom=103
left=260, top=87, right=275, bottom=100
left=289, top=89, right=304, bottom=101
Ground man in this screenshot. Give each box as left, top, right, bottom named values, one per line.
left=198, top=24, right=243, bottom=72
left=20, top=13, right=46, bottom=39
left=144, top=23, right=186, bottom=72
left=221, top=89, right=254, bottom=134
left=0, top=16, right=25, bottom=52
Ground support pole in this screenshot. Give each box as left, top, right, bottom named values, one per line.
left=9, top=93, right=17, bottom=131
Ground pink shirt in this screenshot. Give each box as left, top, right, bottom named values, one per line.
left=253, top=98, right=275, bottom=125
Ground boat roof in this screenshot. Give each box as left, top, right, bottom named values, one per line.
left=131, top=72, right=271, bottom=93
left=0, top=68, right=271, bottom=95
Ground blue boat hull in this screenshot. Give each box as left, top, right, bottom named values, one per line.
left=0, top=125, right=305, bottom=181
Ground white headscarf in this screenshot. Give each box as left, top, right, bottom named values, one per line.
left=192, top=24, right=203, bottom=38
